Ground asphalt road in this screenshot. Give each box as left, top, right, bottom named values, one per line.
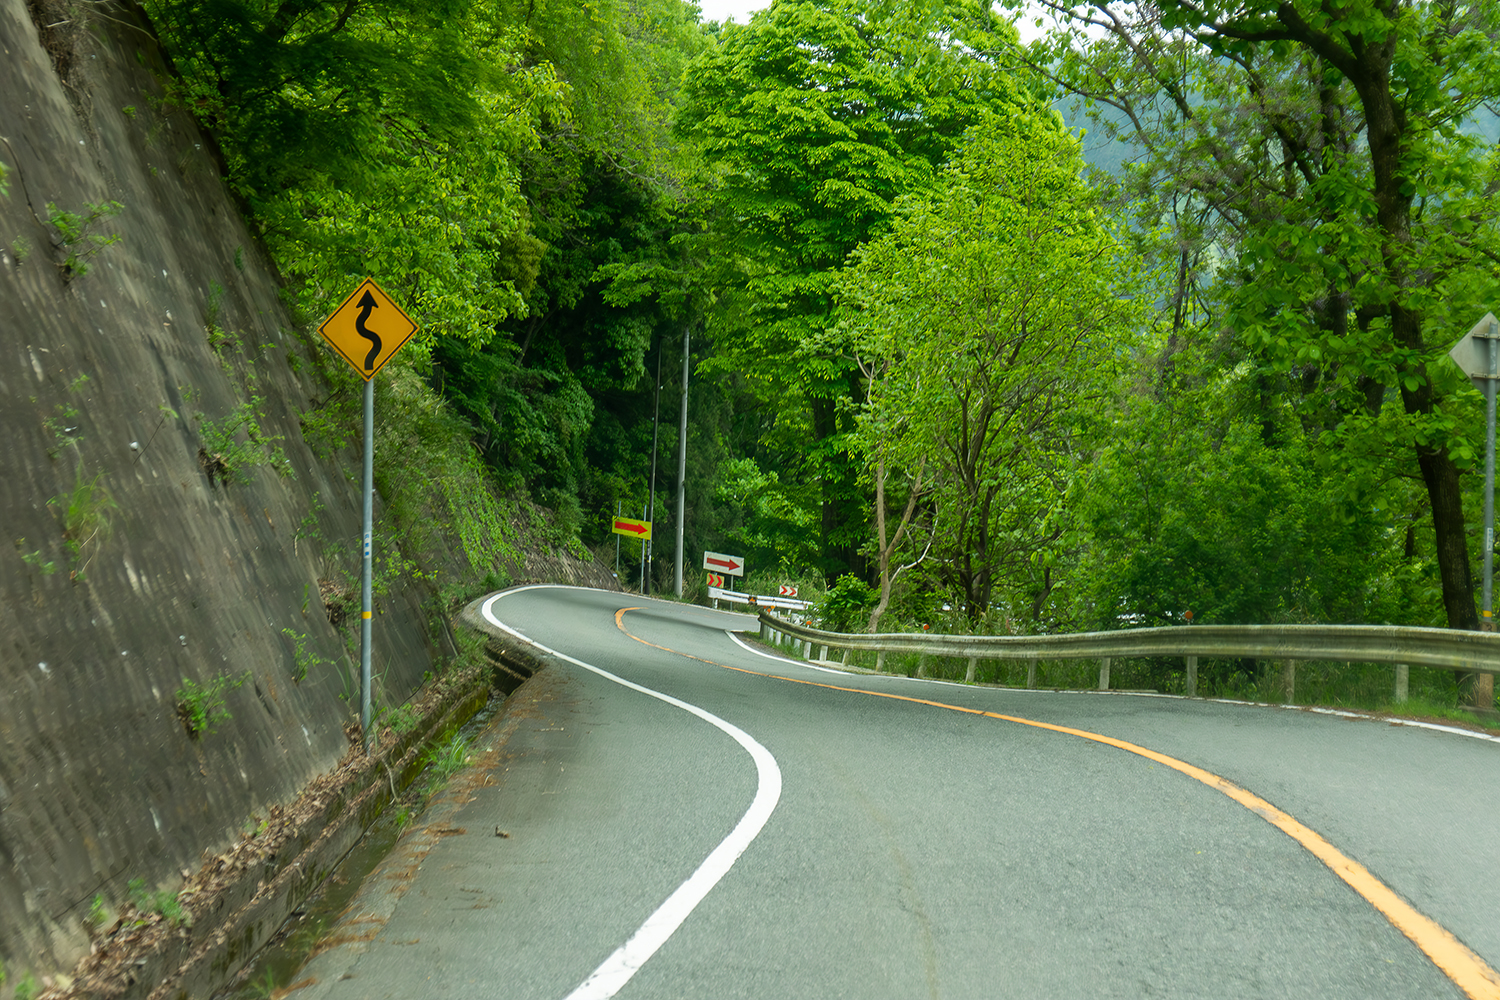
left=289, top=585, right=1500, bottom=999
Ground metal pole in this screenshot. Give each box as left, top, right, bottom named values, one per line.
left=675, top=326, right=689, bottom=597
left=615, top=500, right=621, bottom=580
left=1485, top=320, right=1497, bottom=631
left=647, top=346, right=662, bottom=597
left=360, top=376, right=374, bottom=754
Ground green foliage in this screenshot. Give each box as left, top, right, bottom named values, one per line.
left=841, top=110, right=1134, bottom=622
left=382, top=703, right=419, bottom=735
left=204, top=280, right=232, bottom=351
left=1029, top=0, right=1500, bottom=632
left=709, top=456, right=820, bottom=573
left=280, top=628, right=331, bottom=683
left=677, top=0, right=1032, bottom=578
left=372, top=365, right=522, bottom=577
left=87, top=893, right=108, bottom=931
left=43, top=401, right=83, bottom=457
left=127, top=877, right=191, bottom=927
left=14, top=972, right=38, bottom=1000
left=1075, top=407, right=1408, bottom=629
left=815, top=574, right=878, bottom=633
left=198, top=399, right=290, bottom=484
left=15, top=539, right=58, bottom=576
left=49, top=466, right=118, bottom=578
left=175, top=672, right=250, bottom=737
left=419, top=732, right=471, bottom=795
left=46, top=200, right=122, bottom=279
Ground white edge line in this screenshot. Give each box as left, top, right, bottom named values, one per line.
left=725, top=630, right=851, bottom=674
left=481, top=588, right=783, bottom=1000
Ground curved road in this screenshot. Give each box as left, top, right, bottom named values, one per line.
left=291, top=586, right=1500, bottom=999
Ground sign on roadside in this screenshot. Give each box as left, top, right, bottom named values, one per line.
left=779, top=585, right=798, bottom=597
left=612, top=516, right=651, bottom=540
left=318, top=277, right=419, bottom=380
left=317, top=276, right=418, bottom=755
left=706, top=572, right=725, bottom=588
left=703, top=551, right=745, bottom=577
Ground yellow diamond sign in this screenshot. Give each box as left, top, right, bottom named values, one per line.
left=318, top=277, right=419, bottom=380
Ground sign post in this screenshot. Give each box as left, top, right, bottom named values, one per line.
left=318, top=278, right=418, bottom=753
left=1448, top=312, right=1500, bottom=633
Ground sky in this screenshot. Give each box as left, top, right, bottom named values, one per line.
left=695, top=0, right=767, bottom=22
left=693, top=0, right=1048, bottom=41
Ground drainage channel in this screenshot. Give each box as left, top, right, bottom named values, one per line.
left=212, top=696, right=505, bottom=999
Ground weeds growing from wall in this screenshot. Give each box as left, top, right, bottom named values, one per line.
left=46, top=200, right=122, bottom=280
left=49, top=465, right=117, bottom=579
left=175, top=671, right=250, bottom=737
left=127, top=878, right=190, bottom=927
left=280, top=628, right=331, bottom=683
left=198, top=399, right=291, bottom=484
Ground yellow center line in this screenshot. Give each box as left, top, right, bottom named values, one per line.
left=613, top=609, right=1500, bottom=1000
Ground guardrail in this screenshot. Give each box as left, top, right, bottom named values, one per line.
left=709, top=585, right=812, bottom=613
left=755, top=612, right=1500, bottom=704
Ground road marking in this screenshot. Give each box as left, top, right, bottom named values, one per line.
left=617, top=615, right=1500, bottom=1000
left=726, top=630, right=851, bottom=674
left=480, top=591, right=782, bottom=1000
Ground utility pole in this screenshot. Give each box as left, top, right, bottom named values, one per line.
left=646, top=344, right=662, bottom=596
left=675, top=325, right=689, bottom=597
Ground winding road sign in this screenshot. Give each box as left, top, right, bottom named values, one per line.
left=612, top=517, right=651, bottom=540
left=318, top=277, right=418, bottom=381
left=703, top=551, right=744, bottom=576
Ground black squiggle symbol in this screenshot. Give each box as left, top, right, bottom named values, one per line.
left=354, top=290, right=382, bottom=371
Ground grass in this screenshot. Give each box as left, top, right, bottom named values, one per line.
left=418, top=732, right=472, bottom=796
left=49, top=465, right=117, bottom=578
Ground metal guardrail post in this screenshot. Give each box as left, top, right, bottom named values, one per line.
left=1186, top=655, right=1198, bottom=697
left=966, top=656, right=978, bottom=682
left=842, top=648, right=851, bottom=666
left=1026, top=657, right=1037, bottom=689
left=876, top=649, right=886, bottom=672
left=1285, top=660, right=1297, bottom=705
left=1098, top=658, right=1111, bottom=691
left=1396, top=663, right=1409, bottom=703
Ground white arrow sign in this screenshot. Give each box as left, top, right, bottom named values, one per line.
left=702, top=551, right=745, bottom=577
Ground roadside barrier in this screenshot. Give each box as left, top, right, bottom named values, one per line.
left=709, top=585, right=812, bottom=614
left=756, top=613, right=1500, bottom=703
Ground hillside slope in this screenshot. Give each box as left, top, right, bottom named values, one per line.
left=0, top=0, right=610, bottom=983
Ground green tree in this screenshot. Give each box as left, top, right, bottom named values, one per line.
left=841, top=112, right=1135, bottom=624
left=1022, top=0, right=1500, bottom=651
left=676, top=0, right=1029, bottom=578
